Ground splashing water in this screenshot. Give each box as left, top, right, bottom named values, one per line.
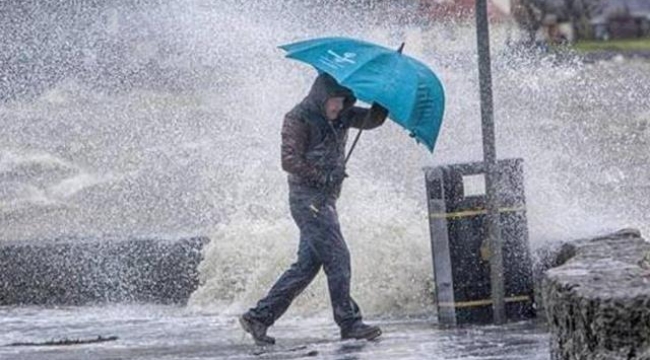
left=1, top=0, right=649, bottom=317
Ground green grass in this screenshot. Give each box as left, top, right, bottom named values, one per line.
left=574, top=38, right=650, bottom=52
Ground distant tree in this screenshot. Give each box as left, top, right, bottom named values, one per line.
left=512, top=0, right=605, bottom=42
left=564, top=0, right=603, bottom=39
left=512, top=0, right=547, bottom=43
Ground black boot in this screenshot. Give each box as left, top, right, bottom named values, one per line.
left=340, top=322, right=382, bottom=341
left=239, top=312, right=276, bottom=346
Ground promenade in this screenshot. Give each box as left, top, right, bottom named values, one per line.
left=0, top=305, right=549, bottom=360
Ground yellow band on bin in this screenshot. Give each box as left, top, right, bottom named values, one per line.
left=430, top=207, right=525, bottom=220
left=438, top=295, right=532, bottom=308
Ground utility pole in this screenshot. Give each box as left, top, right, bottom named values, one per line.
left=475, top=0, right=505, bottom=324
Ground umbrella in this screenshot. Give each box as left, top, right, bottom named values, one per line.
left=279, top=36, right=445, bottom=153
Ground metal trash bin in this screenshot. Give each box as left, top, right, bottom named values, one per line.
left=424, top=158, right=535, bottom=325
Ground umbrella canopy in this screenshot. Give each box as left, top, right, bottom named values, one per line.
left=279, top=36, right=445, bottom=152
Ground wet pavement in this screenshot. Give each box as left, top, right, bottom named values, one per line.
left=0, top=305, right=549, bottom=360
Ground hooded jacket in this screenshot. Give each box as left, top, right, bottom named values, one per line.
left=281, top=73, right=386, bottom=193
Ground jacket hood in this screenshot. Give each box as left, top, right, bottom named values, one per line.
left=299, top=73, right=357, bottom=120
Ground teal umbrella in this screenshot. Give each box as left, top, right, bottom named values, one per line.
left=279, top=36, right=445, bottom=152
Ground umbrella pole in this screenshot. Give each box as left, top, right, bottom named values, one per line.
left=345, top=129, right=363, bottom=165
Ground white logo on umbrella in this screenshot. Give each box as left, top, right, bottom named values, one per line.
left=319, top=50, right=356, bottom=69
left=328, top=50, right=356, bottom=64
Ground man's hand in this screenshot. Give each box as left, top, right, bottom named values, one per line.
left=327, top=167, right=348, bottom=185
left=350, top=102, right=388, bottom=130
left=315, top=167, right=347, bottom=189
left=369, top=102, right=389, bottom=122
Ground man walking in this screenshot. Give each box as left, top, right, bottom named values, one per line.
left=240, top=73, right=388, bottom=345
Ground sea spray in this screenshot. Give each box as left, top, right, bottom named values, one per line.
left=1, top=1, right=648, bottom=317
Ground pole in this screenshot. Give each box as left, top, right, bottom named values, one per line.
left=475, top=0, right=505, bottom=324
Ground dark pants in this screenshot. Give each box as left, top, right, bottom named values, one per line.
left=247, top=183, right=362, bottom=330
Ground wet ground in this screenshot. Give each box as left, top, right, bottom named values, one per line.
left=0, top=305, right=549, bottom=360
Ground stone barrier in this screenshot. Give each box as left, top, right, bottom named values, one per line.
left=541, top=229, right=650, bottom=360
left=0, top=236, right=209, bottom=305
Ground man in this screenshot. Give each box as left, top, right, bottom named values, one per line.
left=239, top=73, right=388, bottom=345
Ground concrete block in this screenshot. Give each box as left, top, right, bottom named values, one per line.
left=0, top=236, right=209, bottom=305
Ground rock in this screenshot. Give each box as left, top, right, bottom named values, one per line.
left=541, top=229, right=650, bottom=360
left=532, top=241, right=578, bottom=321
left=0, top=236, right=209, bottom=305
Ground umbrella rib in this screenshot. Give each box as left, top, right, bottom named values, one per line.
left=335, top=52, right=396, bottom=101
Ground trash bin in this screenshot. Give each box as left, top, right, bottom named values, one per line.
left=424, top=158, right=535, bottom=325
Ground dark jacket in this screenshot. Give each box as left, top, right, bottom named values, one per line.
left=281, top=73, right=386, bottom=193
